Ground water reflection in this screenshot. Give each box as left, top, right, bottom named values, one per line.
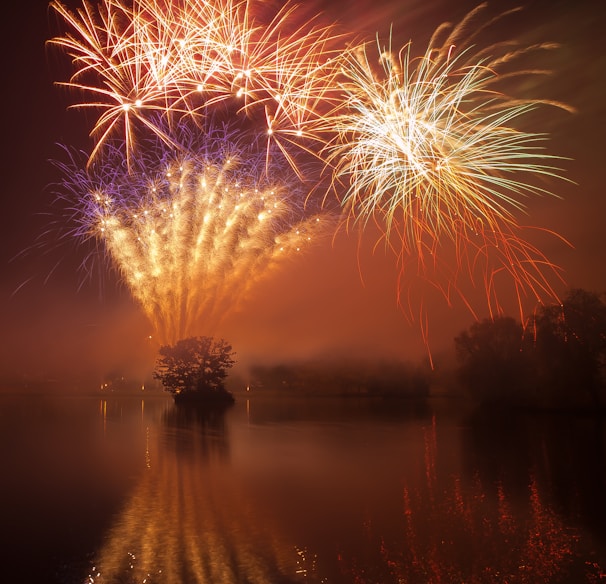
left=335, top=413, right=606, bottom=583
left=162, top=402, right=233, bottom=461
left=80, top=397, right=606, bottom=584
left=85, top=402, right=309, bottom=583
left=464, top=409, right=606, bottom=543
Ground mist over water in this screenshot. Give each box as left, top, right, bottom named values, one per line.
left=0, top=392, right=605, bottom=583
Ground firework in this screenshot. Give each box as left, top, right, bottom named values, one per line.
left=49, top=0, right=573, bottom=355
left=323, top=4, right=572, bottom=333
left=48, top=0, right=341, bottom=344
left=57, top=130, right=330, bottom=344
left=49, top=0, right=345, bottom=168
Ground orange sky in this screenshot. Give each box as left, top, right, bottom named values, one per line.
left=1, top=0, right=604, bottom=385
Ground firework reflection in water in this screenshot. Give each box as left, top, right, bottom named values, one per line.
left=83, top=402, right=317, bottom=584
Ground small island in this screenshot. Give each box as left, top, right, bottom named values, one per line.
left=153, top=336, right=236, bottom=406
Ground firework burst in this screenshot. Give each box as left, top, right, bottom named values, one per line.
left=324, top=4, right=573, bottom=338
left=48, top=0, right=574, bottom=356
left=49, top=0, right=345, bottom=170
left=56, top=130, right=330, bottom=344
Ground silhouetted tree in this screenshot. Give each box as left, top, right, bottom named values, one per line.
left=454, top=316, right=532, bottom=403
left=528, top=288, right=606, bottom=408
left=153, top=336, right=236, bottom=402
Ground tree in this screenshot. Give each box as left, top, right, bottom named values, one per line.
left=153, top=336, right=236, bottom=401
left=454, top=316, right=532, bottom=403
left=528, top=288, right=606, bottom=408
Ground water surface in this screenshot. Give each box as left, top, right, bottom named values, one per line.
left=0, top=392, right=604, bottom=583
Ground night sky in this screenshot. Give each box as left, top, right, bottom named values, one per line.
left=1, top=0, right=604, bottom=385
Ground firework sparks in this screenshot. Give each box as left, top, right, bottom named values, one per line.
left=57, top=132, right=330, bottom=344
left=49, top=0, right=345, bottom=169
left=48, top=0, right=342, bottom=345
left=48, top=0, right=574, bottom=356
left=323, top=4, right=573, bottom=337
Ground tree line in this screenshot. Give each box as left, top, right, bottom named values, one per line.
left=454, top=289, right=606, bottom=409
left=151, top=288, right=605, bottom=410
left=248, top=358, right=430, bottom=397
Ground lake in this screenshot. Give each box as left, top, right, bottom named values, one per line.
left=0, top=391, right=605, bottom=583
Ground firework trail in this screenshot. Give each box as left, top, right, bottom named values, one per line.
left=320, top=3, right=573, bottom=343
left=49, top=0, right=345, bottom=171
left=57, top=128, right=330, bottom=344
left=49, top=0, right=342, bottom=343
left=49, top=0, right=572, bottom=353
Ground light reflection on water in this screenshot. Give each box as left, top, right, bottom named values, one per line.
left=0, top=393, right=605, bottom=583
left=86, top=401, right=310, bottom=583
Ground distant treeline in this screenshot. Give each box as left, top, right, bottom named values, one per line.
left=454, top=288, right=606, bottom=410
left=246, top=288, right=606, bottom=410
left=249, top=358, right=430, bottom=397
